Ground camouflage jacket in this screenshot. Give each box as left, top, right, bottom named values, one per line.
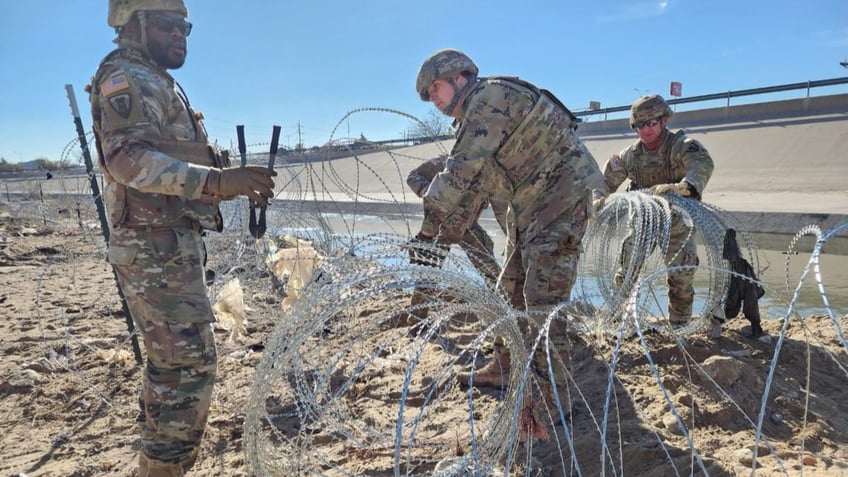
left=406, top=155, right=447, bottom=198
left=409, top=154, right=501, bottom=241
left=89, top=42, right=228, bottom=231
left=595, top=129, right=714, bottom=200
left=423, top=76, right=603, bottom=242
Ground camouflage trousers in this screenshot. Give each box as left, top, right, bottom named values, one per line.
left=499, top=206, right=587, bottom=384
left=616, top=212, right=699, bottom=321
left=459, top=222, right=500, bottom=286
left=108, top=226, right=218, bottom=464
left=500, top=203, right=587, bottom=313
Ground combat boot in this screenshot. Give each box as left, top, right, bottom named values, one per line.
left=668, top=312, right=690, bottom=326
left=138, top=453, right=184, bottom=477
left=457, top=342, right=511, bottom=388
left=180, top=447, right=200, bottom=473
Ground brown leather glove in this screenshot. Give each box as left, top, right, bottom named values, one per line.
left=650, top=180, right=691, bottom=196
left=205, top=166, right=276, bottom=205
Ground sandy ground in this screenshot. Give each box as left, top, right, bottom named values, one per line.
left=1, top=206, right=848, bottom=476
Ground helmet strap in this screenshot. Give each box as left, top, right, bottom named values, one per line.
left=440, top=73, right=477, bottom=116
left=137, top=11, right=149, bottom=51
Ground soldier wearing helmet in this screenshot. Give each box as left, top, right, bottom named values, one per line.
left=89, top=1, right=276, bottom=475
left=413, top=48, right=604, bottom=436
left=592, top=94, right=714, bottom=326
left=628, top=93, right=674, bottom=129
left=416, top=49, right=480, bottom=116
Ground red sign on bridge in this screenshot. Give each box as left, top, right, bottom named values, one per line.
left=670, top=81, right=683, bottom=97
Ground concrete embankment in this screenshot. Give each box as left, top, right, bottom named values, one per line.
left=5, top=94, right=846, bottom=247
left=286, top=93, right=847, bottom=244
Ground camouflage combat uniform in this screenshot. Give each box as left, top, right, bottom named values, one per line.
left=407, top=155, right=500, bottom=285
left=89, top=40, right=226, bottom=465
left=596, top=130, right=714, bottom=321
left=422, top=76, right=604, bottom=313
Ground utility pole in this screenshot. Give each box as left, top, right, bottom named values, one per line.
left=297, top=121, right=303, bottom=152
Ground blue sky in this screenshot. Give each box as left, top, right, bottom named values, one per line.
left=1, top=0, right=846, bottom=163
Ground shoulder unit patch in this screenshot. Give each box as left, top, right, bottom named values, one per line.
left=108, top=93, right=132, bottom=119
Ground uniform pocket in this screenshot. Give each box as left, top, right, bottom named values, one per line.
left=148, top=229, right=180, bottom=262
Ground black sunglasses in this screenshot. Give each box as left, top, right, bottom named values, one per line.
left=634, top=117, right=661, bottom=130
left=150, top=13, right=192, bottom=37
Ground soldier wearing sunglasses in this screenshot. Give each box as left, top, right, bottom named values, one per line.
left=592, top=94, right=714, bottom=327
left=88, top=1, right=276, bottom=475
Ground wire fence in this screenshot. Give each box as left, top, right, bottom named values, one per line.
left=2, top=107, right=847, bottom=476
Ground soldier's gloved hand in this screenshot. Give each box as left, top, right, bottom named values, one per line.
left=650, top=180, right=691, bottom=197
left=206, top=166, right=277, bottom=205
left=407, top=232, right=449, bottom=268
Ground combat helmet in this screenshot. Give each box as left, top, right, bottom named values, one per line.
left=108, top=0, right=188, bottom=27
left=416, top=49, right=479, bottom=101
left=630, top=94, right=673, bottom=128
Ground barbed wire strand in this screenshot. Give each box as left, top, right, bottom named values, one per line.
left=4, top=107, right=846, bottom=475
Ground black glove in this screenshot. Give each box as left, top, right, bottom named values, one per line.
left=407, top=232, right=449, bottom=268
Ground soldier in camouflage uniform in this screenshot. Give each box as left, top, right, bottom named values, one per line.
left=414, top=49, right=604, bottom=399
left=88, top=1, right=276, bottom=475
left=592, top=94, right=714, bottom=324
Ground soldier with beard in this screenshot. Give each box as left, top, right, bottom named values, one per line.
left=88, top=1, right=276, bottom=475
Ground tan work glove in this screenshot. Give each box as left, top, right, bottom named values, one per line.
left=205, top=166, right=277, bottom=205
left=650, top=180, right=691, bottom=197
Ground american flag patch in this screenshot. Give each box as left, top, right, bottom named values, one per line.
left=100, top=74, right=129, bottom=96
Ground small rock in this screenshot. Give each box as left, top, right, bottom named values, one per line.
left=802, top=453, right=817, bottom=466
left=757, top=334, right=773, bottom=344
left=22, top=358, right=55, bottom=373
left=676, top=392, right=694, bottom=407
left=24, top=368, right=47, bottom=383
left=725, top=349, right=752, bottom=359
left=735, top=448, right=755, bottom=465
left=770, top=412, right=784, bottom=425
left=662, top=414, right=685, bottom=435
left=700, top=355, right=743, bottom=386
